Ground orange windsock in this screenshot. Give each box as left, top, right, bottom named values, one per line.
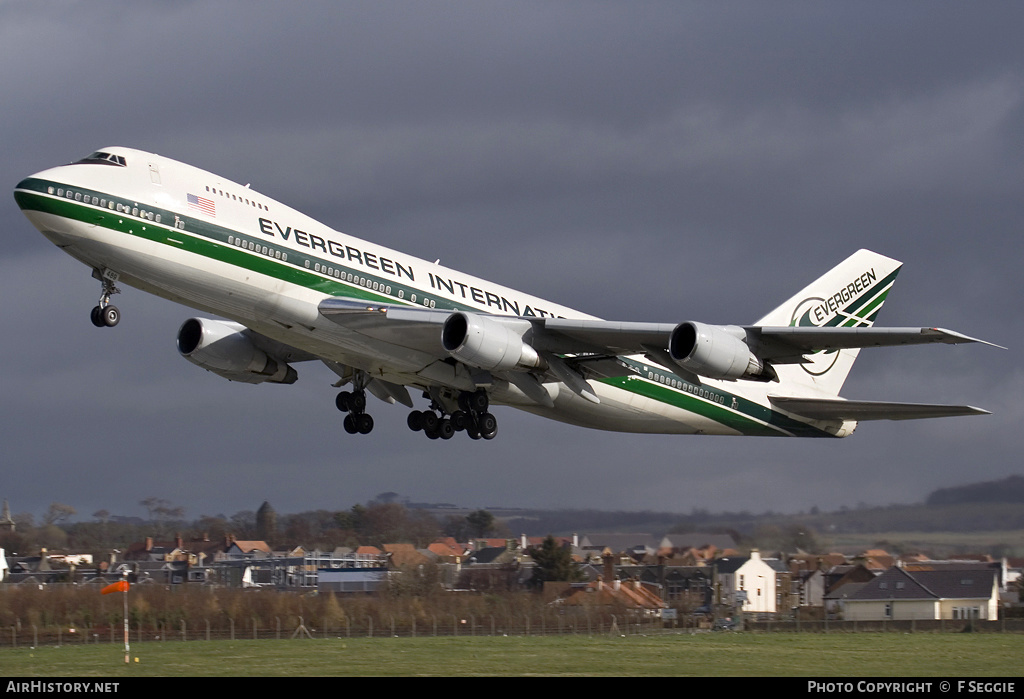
left=101, top=580, right=129, bottom=595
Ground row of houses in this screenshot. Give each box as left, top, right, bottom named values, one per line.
left=2, top=531, right=1020, bottom=622
left=711, top=548, right=1013, bottom=622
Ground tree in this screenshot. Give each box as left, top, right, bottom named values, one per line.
left=465, top=509, right=496, bottom=538
left=528, top=535, right=582, bottom=588
left=42, top=502, right=76, bottom=526
left=229, top=510, right=257, bottom=539
left=139, top=496, right=165, bottom=521
left=356, top=502, right=440, bottom=547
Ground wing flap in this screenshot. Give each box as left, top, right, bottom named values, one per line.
left=318, top=297, right=449, bottom=354
left=531, top=318, right=676, bottom=355
left=769, top=395, right=991, bottom=421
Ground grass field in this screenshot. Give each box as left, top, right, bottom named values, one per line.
left=1, top=632, right=1021, bottom=677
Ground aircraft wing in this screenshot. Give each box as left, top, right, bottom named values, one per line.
left=768, top=396, right=991, bottom=421
left=319, top=297, right=996, bottom=357
left=317, top=297, right=999, bottom=403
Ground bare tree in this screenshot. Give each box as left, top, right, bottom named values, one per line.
left=42, top=502, right=76, bottom=526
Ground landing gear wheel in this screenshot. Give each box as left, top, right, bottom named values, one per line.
left=479, top=412, right=498, bottom=440
left=90, top=305, right=119, bottom=327
left=339, top=389, right=373, bottom=435
left=438, top=418, right=455, bottom=440
left=349, top=391, right=366, bottom=413
left=421, top=410, right=439, bottom=433
left=407, top=410, right=424, bottom=432
left=450, top=410, right=468, bottom=432
left=469, top=390, right=489, bottom=413
left=336, top=391, right=352, bottom=412
left=101, top=305, right=120, bottom=327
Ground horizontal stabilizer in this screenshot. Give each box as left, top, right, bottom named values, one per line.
left=769, top=395, right=991, bottom=421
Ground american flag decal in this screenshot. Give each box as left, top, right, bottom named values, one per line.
left=187, top=193, right=216, bottom=217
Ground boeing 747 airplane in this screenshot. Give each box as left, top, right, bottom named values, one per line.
left=14, top=147, right=998, bottom=441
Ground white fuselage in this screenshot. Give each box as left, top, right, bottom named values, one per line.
left=16, top=147, right=834, bottom=438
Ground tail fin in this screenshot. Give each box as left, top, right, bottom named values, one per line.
left=755, top=249, right=903, bottom=397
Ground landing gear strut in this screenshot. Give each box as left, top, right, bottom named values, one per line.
left=407, top=389, right=497, bottom=441
left=90, top=269, right=121, bottom=328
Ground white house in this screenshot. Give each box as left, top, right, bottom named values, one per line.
left=714, top=550, right=777, bottom=613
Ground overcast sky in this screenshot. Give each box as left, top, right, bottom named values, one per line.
left=3, top=2, right=1022, bottom=527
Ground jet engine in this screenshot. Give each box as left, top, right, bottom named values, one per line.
left=176, top=318, right=297, bottom=384
left=441, top=312, right=543, bottom=372
left=669, top=321, right=771, bottom=381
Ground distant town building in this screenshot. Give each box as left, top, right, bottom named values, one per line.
left=841, top=566, right=1000, bottom=621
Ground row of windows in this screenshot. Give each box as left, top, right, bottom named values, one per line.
left=48, top=186, right=163, bottom=224
left=952, top=606, right=982, bottom=619
left=311, top=261, right=404, bottom=299
left=205, top=185, right=269, bottom=212
left=227, top=233, right=441, bottom=309
left=647, top=370, right=727, bottom=405
left=228, top=235, right=288, bottom=261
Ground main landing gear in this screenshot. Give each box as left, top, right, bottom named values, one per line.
left=406, top=389, right=497, bottom=441
left=336, top=389, right=374, bottom=435
left=90, top=270, right=121, bottom=328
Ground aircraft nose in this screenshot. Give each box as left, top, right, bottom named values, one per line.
left=14, top=164, right=71, bottom=211
left=13, top=176, right=42, bottom=211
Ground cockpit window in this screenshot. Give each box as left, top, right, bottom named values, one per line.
left=74, top=151, right=127, bottom=167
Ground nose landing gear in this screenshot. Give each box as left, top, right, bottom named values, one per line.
left=90, top=269, right=121, bottom=328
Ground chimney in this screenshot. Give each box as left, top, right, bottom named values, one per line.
left=603, top=551, right=615, bottom=584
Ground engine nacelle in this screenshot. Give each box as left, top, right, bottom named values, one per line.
left=668, top=321, right=769, bottom=381
left=177, top=318, right=297, bottom=384
left=441, top=312, right=543, bottom=372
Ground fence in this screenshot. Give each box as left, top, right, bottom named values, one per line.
left=3, top=612, right=669, bottom=647
left=5, top=615, right=1023, bottom=648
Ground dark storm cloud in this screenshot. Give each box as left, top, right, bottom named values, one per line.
left=2, top=1, right=1022, bottom=523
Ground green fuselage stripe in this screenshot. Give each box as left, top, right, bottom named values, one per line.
left=609, top=359, right=834, bottom=437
